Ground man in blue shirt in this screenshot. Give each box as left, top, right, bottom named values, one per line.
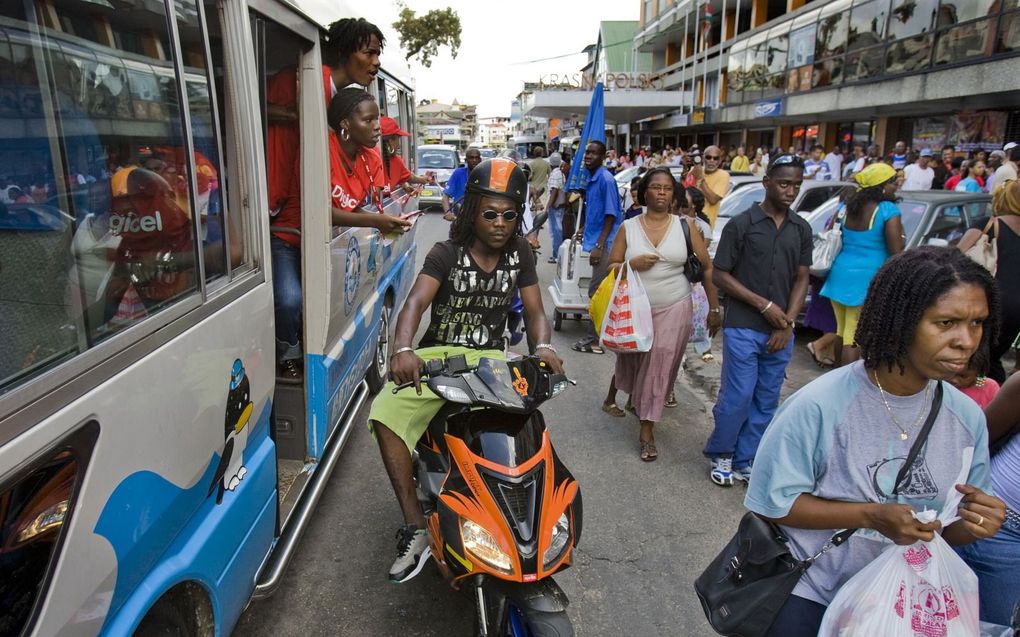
left=572, top=140, right=623, bottom=353
left=803, top=144, right=831, bottom=181
left=442, top=147, right=481, bottom=220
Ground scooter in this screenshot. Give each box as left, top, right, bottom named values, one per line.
left=396, top=354, right=581, bottom=636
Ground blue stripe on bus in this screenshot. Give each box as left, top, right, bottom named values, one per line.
left=305, top=241, right=417, bottom=458
left=96, top=401, right=275, bottom=634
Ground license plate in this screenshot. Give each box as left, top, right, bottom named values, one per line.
left=421, top=188, right=436, bottom=197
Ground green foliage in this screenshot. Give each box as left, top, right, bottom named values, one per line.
left=391, top=3, right=462, bottom=68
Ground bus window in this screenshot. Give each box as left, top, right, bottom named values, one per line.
left=0, top=0, right=201, bottom=393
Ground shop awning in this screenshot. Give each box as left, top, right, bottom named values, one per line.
left=522, top=90, right=689, bottom=124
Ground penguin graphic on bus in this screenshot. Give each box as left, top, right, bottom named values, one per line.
left=209, top=358, right=253, bottom=504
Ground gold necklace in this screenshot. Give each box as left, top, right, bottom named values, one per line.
left=872, top=370, right=931, bottom=441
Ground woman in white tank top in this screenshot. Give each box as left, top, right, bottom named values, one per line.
left=603, top=168, right=721, bottom=461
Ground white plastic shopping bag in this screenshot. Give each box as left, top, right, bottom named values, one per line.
left=599, top=263, right=654, bottom=353
left=818, top=449, right=980, bottom=637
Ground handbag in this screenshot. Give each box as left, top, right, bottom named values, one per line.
left=963, top=216, right=998, bottom=276
left=694, top=382, right=944, bottom=637
left=810, top=213, right=843, bottom=278
left=680, top=216, right=704, bottom=283
left=588, top=266, right=617, bottom=336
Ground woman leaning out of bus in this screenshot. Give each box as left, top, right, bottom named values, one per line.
left=744, top=247, right=1006, bottom=636
left=381, top=115, right=428, bottom=193
left=607, top=168, right=720, bottom=461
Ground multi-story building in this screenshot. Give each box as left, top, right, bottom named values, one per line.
left=477, top=117, right=511, bottom=148
left=634, top=0, right=1020, bottom=153
left=415, top=100, right=478, bottom=150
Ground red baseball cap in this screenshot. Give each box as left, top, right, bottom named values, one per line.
left=381, top=116, right=409, bottom=138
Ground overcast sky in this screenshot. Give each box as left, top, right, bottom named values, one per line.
left=357, top=0, right=639, bottom=118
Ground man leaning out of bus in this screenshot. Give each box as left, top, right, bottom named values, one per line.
left=366, top=158, right=564, bottom=583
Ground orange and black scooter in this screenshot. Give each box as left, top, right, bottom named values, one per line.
left=399, top=354, right=581, bottom=636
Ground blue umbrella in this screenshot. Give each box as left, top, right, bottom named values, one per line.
left=565, top=82, right=606, bottom=193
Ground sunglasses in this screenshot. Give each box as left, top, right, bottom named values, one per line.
left=771, top=154, right=805, bottom=167
left=704, top=155, right=721, bottom=160
left=481, top=209, right=519, bottom=222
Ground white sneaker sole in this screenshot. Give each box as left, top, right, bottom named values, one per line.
left=391, top=546, right=432, bottom=584
left=711, top=473, right=734, bottom=487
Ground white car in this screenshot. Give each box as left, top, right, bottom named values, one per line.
left=415, top=144, right=462, bottom=209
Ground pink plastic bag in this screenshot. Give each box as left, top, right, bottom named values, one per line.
left=818, top=450, right=980, bottom=637
left=599, top=263, right=654, bottom=353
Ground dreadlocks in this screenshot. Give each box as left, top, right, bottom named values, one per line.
left=449, top=191, right=525, bottom=248
left=323, top=18, right=385, bottom=67
left=856, top=246, right=1000, bottom=374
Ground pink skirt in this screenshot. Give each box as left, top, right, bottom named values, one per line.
left=614, top=296, right=693, bottom=423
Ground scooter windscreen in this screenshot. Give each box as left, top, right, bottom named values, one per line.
left=428, top=357, right=568, bottom=413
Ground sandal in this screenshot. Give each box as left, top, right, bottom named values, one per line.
left=571, top=341, right=604, bottom=354
left=701, top=352, right=715, bottom=362
left=806, top=342, right=835, bottom=368
left=640, top=439, right=658, bottom=462
left=602, top=401, right=626, bottom=417
left=664, top=392, right=678, bottom=408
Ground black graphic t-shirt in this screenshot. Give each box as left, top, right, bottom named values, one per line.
left=418, top=237, right=538, bottom=349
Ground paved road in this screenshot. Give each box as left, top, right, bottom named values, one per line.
left=235, top=213, right=832, bottom=636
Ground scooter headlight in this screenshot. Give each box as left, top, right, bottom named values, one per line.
left=461, top=519, right=513, bottom=573
left=542, top=512, right=571, bottom=569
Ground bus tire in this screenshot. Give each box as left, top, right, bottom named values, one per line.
left=134, top=583, right=213, bottom=637
left=366, top=299, right=392, bottom=394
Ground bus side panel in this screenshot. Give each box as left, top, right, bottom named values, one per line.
left=306, top=224, right=417, bottom=457
left=17, top=286, right=276, bottom=637
left=99, top=421, right=277, bottom=637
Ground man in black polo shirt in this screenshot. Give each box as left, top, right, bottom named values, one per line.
left=703, top=155, right=812, bottom=487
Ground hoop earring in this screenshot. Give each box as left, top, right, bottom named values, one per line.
left=340, top=128, right=350, bottom=141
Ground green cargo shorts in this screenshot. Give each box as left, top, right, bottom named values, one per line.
left=367, top=345, right=505, bottom=454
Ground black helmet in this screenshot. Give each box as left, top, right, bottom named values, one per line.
left=466, top=158, right=527, bottom=205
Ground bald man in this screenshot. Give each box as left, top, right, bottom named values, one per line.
left=690, top=145, right=730, bottom=228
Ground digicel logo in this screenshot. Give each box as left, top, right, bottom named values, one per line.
left=332, top=184, right=360, bottom=210
left=110, top=211, right=164, bottom=234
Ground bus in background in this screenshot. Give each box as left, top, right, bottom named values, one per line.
left=508, top=134, right=547, bottom=159
left=0, top=0, right=417, bottom=634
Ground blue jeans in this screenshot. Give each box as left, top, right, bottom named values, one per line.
left=547, top=206, right=564, bottom=260
left=956, top=519, right=1020, bottom=625
left=271, top=236, right=302, bottom=363
left=705, top=327, right=794, bottom=468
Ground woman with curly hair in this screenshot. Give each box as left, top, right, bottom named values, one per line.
left=820, top=163, right=905, bottom=366
left=744, top=246, right=1007, bottom=636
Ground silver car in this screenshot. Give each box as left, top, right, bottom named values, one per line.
left=415, top=144, right=462, bottom=210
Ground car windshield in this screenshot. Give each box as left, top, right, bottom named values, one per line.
left=718, top=184, right=764, bottom=219
left=479, top=149, right=496, bottom=158
left=615, top=166, right=640, bottom=184
left=805, top=197, right=843, bottom=235
left=417, top=149, right=459, bottom=169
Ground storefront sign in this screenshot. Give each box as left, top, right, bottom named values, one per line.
left=536, top=72, right=665, bottom=91
left=754, top=98, right=783, bottom=118
left=947, top=111, right=1008, bottom=151
left=691, top=110, right=706, bottom=125
left=912, top=117, right=948, bottom=149
left=425, top=125, right=458, bottom=137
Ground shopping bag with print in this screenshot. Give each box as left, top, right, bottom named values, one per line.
left=588, top=267, right=616, bottom=336
left=818, top=450, right=980, bottom=637
left=600, top=263, right=654, bottom=353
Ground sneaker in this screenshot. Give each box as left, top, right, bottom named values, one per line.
left=710, top=457, right=734, bottom=487
left=389, top=524, right=431, bottom=583
left=732, top=466, right=752, bottom=485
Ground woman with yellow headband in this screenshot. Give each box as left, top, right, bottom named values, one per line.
left=819, top=163, right=906, bottom=366
left=957, top=177, right=1020, bottom=381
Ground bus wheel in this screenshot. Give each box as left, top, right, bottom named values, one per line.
left=553, top=311, right=562, bottom=331
left=366, top=299, right=392, bottom=394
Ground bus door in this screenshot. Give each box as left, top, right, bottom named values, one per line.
left=248, top=7, right=321, bottom=526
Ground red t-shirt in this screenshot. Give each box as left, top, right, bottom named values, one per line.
left=267, top=65, right=334, bottom=247
left=960, top=377, right=1000, bottom=409
left=329, top=133, right=384, bottom=212
left=385, top=154, right=414, bottom=190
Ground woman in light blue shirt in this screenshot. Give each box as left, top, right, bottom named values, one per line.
left=820, top=163, right=905, bottom=366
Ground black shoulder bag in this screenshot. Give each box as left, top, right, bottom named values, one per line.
left=680, top=216, right=704, bottom=283
left=694, top=382, right=944, bottom=637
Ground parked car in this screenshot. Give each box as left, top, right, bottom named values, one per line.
left=802, top=190, right=993, bottom=249
left=415, top=144, right=462, bottom=210
left=726, top=174, right=762, bottom=195
left=709, top=180, right=853, bottom=255
left=614, top=165, right=685, bottom=204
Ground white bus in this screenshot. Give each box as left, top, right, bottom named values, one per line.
left=0, top=0, right=417, bottom=633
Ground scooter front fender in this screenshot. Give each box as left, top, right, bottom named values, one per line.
left=487, top=577, right=570, bottom=613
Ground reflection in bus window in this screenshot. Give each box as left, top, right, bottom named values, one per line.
left=0, top=0, right=200, bottom=393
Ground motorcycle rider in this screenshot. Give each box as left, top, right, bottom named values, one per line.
left=368, top=157, right=565, bottom=582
